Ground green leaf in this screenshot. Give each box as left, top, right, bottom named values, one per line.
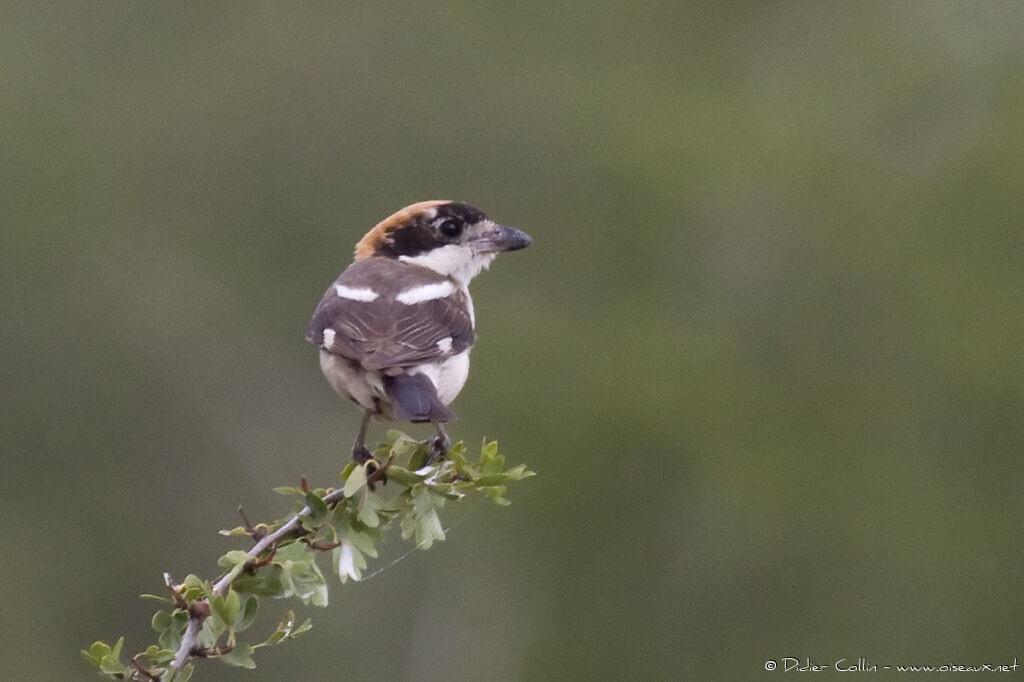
left=291, top=618, right=313, bottom=638
left=416, top=506, right=445, bottom=548
left=332, top=521, right=379, bottom=583
left=342, top=464, right=366, bottom=497
left=178, top=574, right=210, bottom=602
left=235, top=594, right=259, bottom=631
left=80, top=640, right=111, bottom=667
left=140, top=592, right=172, bottom=604
left=232, top=564, right=284, bottom=596
left=273, top=541, right=307, bottom=562
left=304, top=491, right=328, bottom=526
left=481, top=439, right=500, bottom=461
left=143, top=644, right=176, bottom=667
left=334, top=538, right=366, bottom=582
left=211, top=588, right=241, bottom=628
left=473, top=474, right=511, bottom=486
left=215, top=549, right=256, bottom=585
left=98, top=636, right=126, bottom=674
left=408, top=446, right=428, bottom=471
left=220, top=641, right=257, bottom=668
left=397, top=487, right=447, bottom=549
left=504, top=463, right=536, bottom=480
left=262, top=610, right=296, bottom=645
left=384, top=429, right=420, bottom=457
left=289, top=558, right=329, bottom=606
left=218, top=550, right=254, bottom=570
left=82, top=433, right=533, bottom=682
left=272, top=542, right=329, bottom=605
left=480, top=485, right=511, bottom=505
left=450, top=445, right=471, bottom=474
left=151, top=610, right=172, bottom=634
left=158, top=610, right=189, bottom=650
left=376, top=464, right=421, bottom=487
left=480, top=453, right=505, bottom=476
left=347, top=525, right=380, bottom=557
left=260, top=610, right=313, bottom=647
left=357, top=490, right=384, bottom=528
left=197, top=613, right=225, bottom=649
left=263, top=629, right=285, bottom=646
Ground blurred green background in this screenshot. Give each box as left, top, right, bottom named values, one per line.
left=4, top=2, right=1024, bottom=680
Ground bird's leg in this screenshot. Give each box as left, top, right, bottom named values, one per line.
left=351, top=409, right=389, bottom=488
left=426, top=422, right=451, bottom=465
left=351, top=409, right=373, bottom=464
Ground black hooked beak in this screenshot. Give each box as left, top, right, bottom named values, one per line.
left=474, top=223, right=533, bottom=253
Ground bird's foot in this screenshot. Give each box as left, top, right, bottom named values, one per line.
left=352, top=443, right=388, bottom=489
left=425, top=435, right=451, bottom=466
left=352, top=443, right=374, bottom=464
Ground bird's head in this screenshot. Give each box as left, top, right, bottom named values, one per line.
left=354, top=201, right=532, bottom=286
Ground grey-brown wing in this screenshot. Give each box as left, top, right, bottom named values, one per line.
left=307, top=285, right=473, bottom=371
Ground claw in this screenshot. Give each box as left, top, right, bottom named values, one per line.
left=346, top=409, right=394, bottom=488
left=425, top=431, right=450, bottom=466
left=352, top=443, right=374, bottom=464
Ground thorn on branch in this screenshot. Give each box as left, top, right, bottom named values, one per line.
left=163, top=573, right=188, bottom=610
left=237, top=506, right=267, bottom=542
left=300, top=476, right=309, bottom=493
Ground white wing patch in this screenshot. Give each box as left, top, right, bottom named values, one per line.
left=322, top=328, right=336, bottom=348
left=395, top=280, right=456, bottom=305
left=436, top=336, right=453, bottom=353
left=335, top=284, right=379, bottom=302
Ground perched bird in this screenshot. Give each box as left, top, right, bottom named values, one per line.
left=307, top=200, right=532, bottom=465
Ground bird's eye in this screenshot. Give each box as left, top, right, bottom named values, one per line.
left=438, top=219, right=463, bottom=239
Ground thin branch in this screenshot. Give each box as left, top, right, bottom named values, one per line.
left=85, top=435, right=531, bottom=680
left=170, top=487, right=349, bottom=673
left=171, top=617, right=203, bottom=672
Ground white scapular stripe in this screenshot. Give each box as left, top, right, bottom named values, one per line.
left=436, top=336, right=453, bottom=353
left=335, top=284, right=378, bottom=301
left=395, top=280, right=455, bottom=305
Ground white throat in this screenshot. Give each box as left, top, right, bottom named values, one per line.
left=399, top=244, right=496, bottom=287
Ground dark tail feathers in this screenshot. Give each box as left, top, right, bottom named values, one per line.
left=383, top=373, right=456, bottom=423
